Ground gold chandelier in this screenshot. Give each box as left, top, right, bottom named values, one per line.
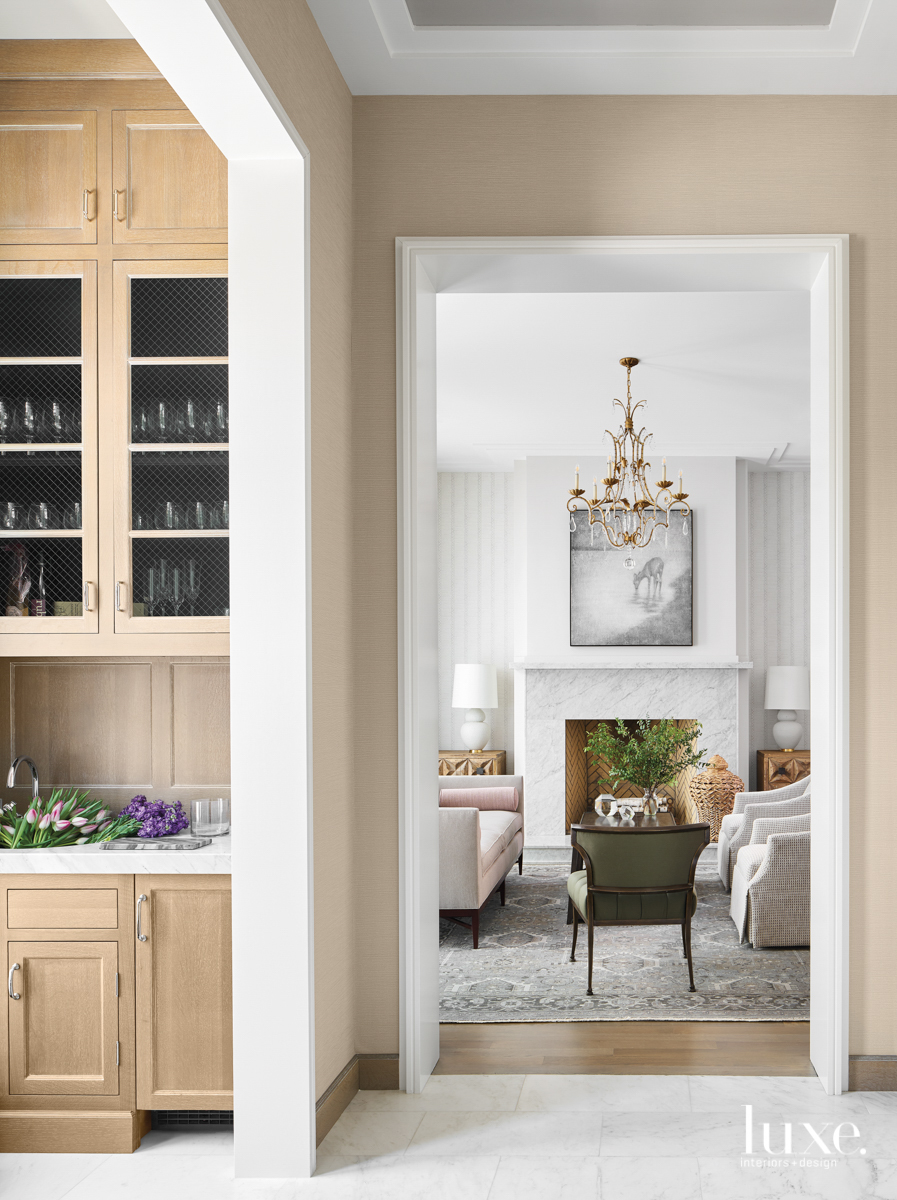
left=567, top=357, right=692, bottom=565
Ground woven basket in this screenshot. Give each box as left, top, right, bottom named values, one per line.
left=689, top=755, right=744, bottom=842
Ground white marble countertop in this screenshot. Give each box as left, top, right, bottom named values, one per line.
left=514, top=660, right=753, bottom=670
left=0, top=833, right=232, bottom=874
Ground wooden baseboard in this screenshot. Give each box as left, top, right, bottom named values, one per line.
left=849, top=1057, right=897, bottom=1091
left=314, top=1053, right=400, bottom=1145
left=358, top=1053, right=400, bottom=1090
left=315, top=1058, right=360, bottom=1146
left=0, top=1109, right=147, bottom=1153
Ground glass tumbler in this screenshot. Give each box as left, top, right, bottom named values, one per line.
left=190, top=797, right=230, bottom=837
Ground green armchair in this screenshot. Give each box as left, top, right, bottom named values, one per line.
left=568, top=821, right=710, bottom=994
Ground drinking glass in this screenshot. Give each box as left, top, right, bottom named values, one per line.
left=143, top=565, right=158, bottom=617
left=171, top=563, right=186, bottom=616
left=182, top=397, right=201, bottom=443
left=63, top=500, right=82, bottom=530
left=22, top=398, right=41, bottom=442
left=47, top=401, right=68, bottom=443
left=156, top=501, right=186, bottom=530
left=28, top=502, right=59, bottom=530
left=133, top=510, right=152, bottom=530
left=190, top=797, right=229, bottom=837
left=185, top=557, right=201, bottom=615
left=0, top=502, right=22, bottom=530
left=0, top=398, right=17, bottom=442
left=213, top=499, right=229, bottom=530
left=157, top=557, right=173, bottom=615
left=155, top=399, right=175, bottom=443
left=189, top=500, right=212, bottom=529
left=132, top=404, right=152, bottom=441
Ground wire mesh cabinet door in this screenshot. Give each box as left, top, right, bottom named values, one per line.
left=0, top=262, right=99, bottom=633
left=113, top=260, right=229, bottom=635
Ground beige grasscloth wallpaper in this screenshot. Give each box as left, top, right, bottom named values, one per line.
left=222, top=0, right=896, bottom=1088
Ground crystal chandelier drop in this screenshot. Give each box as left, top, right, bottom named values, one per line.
left=567, top=358, right=692, bottom=568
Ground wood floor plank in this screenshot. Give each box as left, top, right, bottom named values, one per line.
left=435, top=1021, right=814, bottom=1076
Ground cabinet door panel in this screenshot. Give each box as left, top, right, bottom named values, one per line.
left=8, top=941, right=119, bottom=1096
left=0, top=112, right=97, bottom=244
left=113, top=110, right=227, bottom=244
left=135, top=877, right=232, bottom=1109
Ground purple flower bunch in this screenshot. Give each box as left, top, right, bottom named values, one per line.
left=121, top=795, right=189, bottom=839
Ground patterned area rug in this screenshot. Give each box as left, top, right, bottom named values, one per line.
left=439, top=852, right=810, bottom=1022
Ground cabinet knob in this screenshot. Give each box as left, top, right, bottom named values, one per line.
left=8, top=962, right=20, bottom=1000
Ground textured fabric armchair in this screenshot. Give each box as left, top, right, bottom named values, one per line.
left=438, top=774, right=524, bottom=948
left=717, top=775, right=811, bottom=889
left=729, top=812, right=811, bottom=947
left=567, top=822, right=709, bottom=994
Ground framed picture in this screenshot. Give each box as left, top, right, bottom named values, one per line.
left=570, top=512, right=693, bottom=647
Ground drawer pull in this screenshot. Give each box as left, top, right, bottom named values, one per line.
left=136, top=893, right=147, bottom=942
left=113, top=189, right=126, bottom=221
left=8, top=962, right=20, bottom=1000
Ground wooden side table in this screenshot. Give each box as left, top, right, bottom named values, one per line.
left=757, top=749, right=811, bottom=792
left=439, top=751, right=507, bottom=776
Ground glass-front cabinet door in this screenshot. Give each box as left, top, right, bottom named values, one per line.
left=0, top=262, right=98, bottom=633
left=113, top=260, right=229, bottom=633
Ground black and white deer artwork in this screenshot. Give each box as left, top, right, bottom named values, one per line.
left=633, top=557, right=664, bottom=598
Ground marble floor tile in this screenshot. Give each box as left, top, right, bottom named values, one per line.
left=840, top=1113, right=897, bottom=1159
left=136, top=1128, right=236, bottom=1155
left=265, top=1155, right=499, bottom=1199
left=62, top=1154, right=239, bottom=1200
left=600, top=1110, right=745, bottom=1157
left=316, top=1111, right=424, bottom=1157
left=517, top=1074, right=690, bottom=1113
left=407, top=1110, right=602, bottom=1157
left=0, top=1152, right=109, bottom=1200
left=348, top=1074, right=525, bottom=1112
left=699, top=1156, right=897, bottom=1200
left=862, top=1093, right=897, bottom=1115
left=688, top=1076, right=868, bottom=1116
left=486, top=1155, right=600, bottom=1200
left=599, top=1156, right=702, bottom=1200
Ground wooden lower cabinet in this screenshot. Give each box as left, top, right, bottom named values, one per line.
left=1, top=872, right=232, bottom=1153
left=135, top=876, right=233, bottom=1110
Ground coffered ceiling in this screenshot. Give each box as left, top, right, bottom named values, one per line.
left=307, top=0, right=897, bottom=94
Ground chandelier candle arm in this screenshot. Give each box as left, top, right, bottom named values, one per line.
left=565, top=357, right=693, bottom=553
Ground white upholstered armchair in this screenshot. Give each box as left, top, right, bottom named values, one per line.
left=717, top=775, right=810, bottom=889
left=729, top=811, right=811, bottom=947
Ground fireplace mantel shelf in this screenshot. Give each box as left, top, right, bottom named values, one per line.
left=514, top=660, right=752, bottom=671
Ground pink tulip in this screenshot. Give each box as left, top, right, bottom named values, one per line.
left=54, top=820, right=71, bottom=831
left=75, top=836, right=89, bottom=844
left=71, top=816, right=88, bottom=827
left=50, top=800, right=64, bottom=821
left=95, top=809, right=108, bottom=822
left=2, top=824, right=13, bottom=834
left=99, top=820, right=112, bottom=831
left=24, top=808, right=36, bottom=824
left=80, top=824, right=97, bottom=834
left=73, top=807, right=85, bottom=815
left=38, top=814, right=50, bottom=830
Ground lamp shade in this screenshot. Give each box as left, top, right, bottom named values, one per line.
left=764, top=666, right=810, bottom=711
left=452, top=664, right=498, bottom=710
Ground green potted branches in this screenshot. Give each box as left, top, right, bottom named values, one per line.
left=585, top=718, right=707, bottom=817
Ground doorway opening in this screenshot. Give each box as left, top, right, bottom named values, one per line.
left=398, top=236, right=848, bottom=1094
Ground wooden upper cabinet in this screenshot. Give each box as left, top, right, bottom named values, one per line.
left=112, top=110, right=227, bottom=244
left=0, top=111, right=97, bottom=244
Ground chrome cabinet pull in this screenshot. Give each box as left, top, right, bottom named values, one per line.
left=136, top=894, right=147, bottom=942
left=8, top=962, right=20, bottom=1000
left=116, top=582, right=127, bottom=612
left=113, top=189, right=126, bottom=221
left=83, top=581, right=95, bottom=612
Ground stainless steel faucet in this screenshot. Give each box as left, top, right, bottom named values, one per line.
left=7, top=756, right=39, bottom=799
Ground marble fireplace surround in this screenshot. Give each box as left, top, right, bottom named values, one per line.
left=517, top=662, right=751, bottom=848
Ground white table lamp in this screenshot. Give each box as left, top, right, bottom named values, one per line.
left=452, top=664, right=498, bottom=753
left=764, top=665, right=810, bottom=751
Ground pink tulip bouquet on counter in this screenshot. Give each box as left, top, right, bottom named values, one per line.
left=0, top=789, right=141, bottom=848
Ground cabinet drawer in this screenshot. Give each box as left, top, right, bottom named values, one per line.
left=8, top=888, right=119, bottom=930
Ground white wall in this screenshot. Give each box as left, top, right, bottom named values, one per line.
left=748, top=469, right=811, bottom=786
left=522, top=455, right=738, bottom=662
left=437, top=473, right=515, bottom=765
